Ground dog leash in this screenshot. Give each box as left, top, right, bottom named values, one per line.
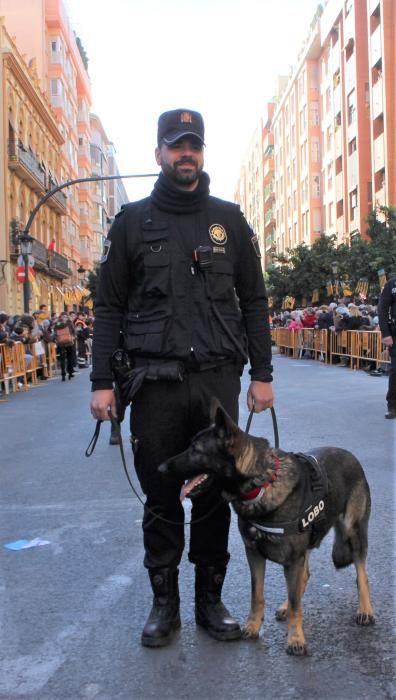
left=86, top=413, right=224, bottom=527
left=86, top=406, right=279, bottom=527
left=245, top=407, right=279, bottom=448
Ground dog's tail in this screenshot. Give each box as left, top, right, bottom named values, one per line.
left=332, top=538, right=353, bottom=569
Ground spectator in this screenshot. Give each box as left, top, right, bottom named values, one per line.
left=317, top=305, right=334, bottom=330
left=52, top=311, right=75, bottom=381
left=287, top=311, right=303, bottom=330
left=301, top=307, right=316, bottom=328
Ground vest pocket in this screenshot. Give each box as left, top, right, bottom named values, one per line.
left=143, top=251, right=170, bottom=298
left=126, top=311, right=169, bottom=354
left=208, top=258, right=234, bottom=301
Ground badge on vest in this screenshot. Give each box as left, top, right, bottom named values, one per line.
left=100, top=239, right=112, bottom=264
left=209, top=224, right=227, bottom=246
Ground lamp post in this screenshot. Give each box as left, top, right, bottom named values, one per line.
left=331, top=261, right=339, bottom=302
left=17, top=172, right=157, bottom=314
left=18, top=232, right=34, bottom=313
left=77, top=265, right=87, bottom=312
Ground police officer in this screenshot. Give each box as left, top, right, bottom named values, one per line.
left=90, top=109, right=274, bottom=647
left=378, top=276, right=396, bottom=419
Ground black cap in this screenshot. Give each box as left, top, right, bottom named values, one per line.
left=157, top=109, right=205, bottom=146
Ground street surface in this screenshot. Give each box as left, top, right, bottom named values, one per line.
left=0, top=352, right=395, bottom=700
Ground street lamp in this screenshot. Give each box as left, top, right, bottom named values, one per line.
left=18, top=232, right=34, bottom=313
left=17, top=172, right=157, bottom=314
left=330, top=261, right=339, bottom=302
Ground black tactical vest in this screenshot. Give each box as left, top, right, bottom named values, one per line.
left=121, top=197, right=248, bottom=364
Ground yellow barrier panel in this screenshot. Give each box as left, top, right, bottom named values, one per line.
left=272, top=329, right=389, bottom=370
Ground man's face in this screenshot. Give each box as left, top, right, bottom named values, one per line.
left=155, top=137, right=204, bottom=190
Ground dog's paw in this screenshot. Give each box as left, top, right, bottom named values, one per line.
left=286, top=641, right=308, bottom=656
left=355, top=612, right=375, bottom=626
left=241, top=623, right=260, bottom=639
left=275, top=607, right=287, bottom=622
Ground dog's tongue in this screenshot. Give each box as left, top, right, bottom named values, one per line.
left=180, top=474, right=207, bottom=501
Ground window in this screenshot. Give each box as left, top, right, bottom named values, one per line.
left=328, top=202, right=334, bottom=227
left=312, top=174, right=321, bottom=198
left=310, top=102, right=320, bottom=126
left=347, top=91, right=356, bottom=124
left=51, top=79, right=63, bottom=96
left=327, top=126, right=333, bottom=151
left=311, top=138, right=320, bottom=162
left=326, top=87, right=331, bottom=113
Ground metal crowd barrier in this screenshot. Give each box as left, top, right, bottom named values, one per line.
left=272, top=328, right=389, bottom=369
left=0, top=341, right=59, bottom=396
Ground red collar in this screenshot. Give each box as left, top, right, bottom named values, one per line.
left=240, top=455, right=281, bottom=502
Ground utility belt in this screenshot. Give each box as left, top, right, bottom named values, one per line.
left=111, top=351, right=237, bottom=422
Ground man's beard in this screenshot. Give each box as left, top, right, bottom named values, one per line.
left=161, top=158, right=203, bottom=187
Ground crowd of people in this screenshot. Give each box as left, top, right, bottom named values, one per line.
left=271, top=300, right=379, bottom=332
left=0, top=304, right=93, bottom=382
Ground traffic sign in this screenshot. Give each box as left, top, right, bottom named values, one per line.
left=16, top=266, right=26, bottom=283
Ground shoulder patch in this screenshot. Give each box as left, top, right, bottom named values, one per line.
left=115, top=207, right=125, bottom=219
left=250, top=234, right=261, bottom=259
left=100, top=239, right=112, bottom=264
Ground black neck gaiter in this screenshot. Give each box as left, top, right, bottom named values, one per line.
left=150, top=171, right=210, bottom=214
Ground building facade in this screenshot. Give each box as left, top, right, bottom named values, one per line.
left=0, top=0, right=127, bottom=312
left=236, top=0, right=395, bottom=268
left=0, top=19, right=70, bottom=312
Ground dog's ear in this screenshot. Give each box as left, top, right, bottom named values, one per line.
left=211, top=399, right=239, bottom=440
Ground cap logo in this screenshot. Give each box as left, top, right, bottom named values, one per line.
left=180, top=111, right=193, bottom=123
left=209, top=224, right=227, bottom=245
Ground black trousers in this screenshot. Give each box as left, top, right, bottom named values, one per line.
left=130, top=363, right=240, bottom=570
left=386, top=344, right=396, bottom=409
left=58, top=345, right=74, bottom=377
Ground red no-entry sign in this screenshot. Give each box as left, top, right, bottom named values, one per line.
left=16, top=266, right=26, bottom=283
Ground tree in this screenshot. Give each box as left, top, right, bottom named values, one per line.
left=266, top=206, right=396, bottom=309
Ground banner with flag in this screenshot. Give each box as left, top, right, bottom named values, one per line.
left=311, top=289, right=320, bottom=304
left=326, top=281, right=333, bottom=297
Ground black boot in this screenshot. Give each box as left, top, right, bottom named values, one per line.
left=141, top=568, right=180, bottom=648
left=195, top=566, right=241, bottom=641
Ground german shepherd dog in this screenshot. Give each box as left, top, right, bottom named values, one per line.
left=159, top=400, right=375, bottom=655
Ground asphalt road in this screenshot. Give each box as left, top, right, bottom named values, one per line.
left=0, top=352, right=395, bottom=700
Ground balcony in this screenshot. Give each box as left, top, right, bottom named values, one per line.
left=375, top=186, right=385, bottom=207
left=371, top=25, right=382, bottom=68
left=264, top=183, right=274, bottom=202
left=334, top=127, right=342, bottom=158
left=31, top=239, right=49, bottom=271
left=344, top=7, right=355, bottom=48
left=8, top=141, right=46, bottom=194
left=348, top=151, right=358, bottom=191
left=336, top=172, right=343, bottom=202
left=369, top=0, right=380, bottom=14
left=345, top=55, right=356, bottom=95
left=48, top=250, right=72, bottom=279
left=373, top=133, right=384, bottom=172
left=372, top=78, right=383, bottom=119
left=264, top=144, right=274, bottom=157
left=44, top=185, right=68, bottom=215
left=333, top=85, right=341, bottom=116
left=265, top=234, right=275, bottom=251
left=264, top=209, right=275, bottom=230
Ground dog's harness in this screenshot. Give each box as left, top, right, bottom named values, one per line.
left=244, top=452, right=328, bottom=546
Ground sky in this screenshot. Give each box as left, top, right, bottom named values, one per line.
left=64, top=0, right=320, bottom=202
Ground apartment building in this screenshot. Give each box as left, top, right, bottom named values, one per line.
left=107, top=142, right=129, bottom=219
left=0, top=19, right=69, bottom=312
left=236, top=0, right=395, bottom=267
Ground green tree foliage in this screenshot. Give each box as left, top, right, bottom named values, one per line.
left=267, top=206, right=396, bottom=309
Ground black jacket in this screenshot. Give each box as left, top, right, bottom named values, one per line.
left=91, top=180, right=273, bottom=391
left=378, top=277, right=396, bottom=338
